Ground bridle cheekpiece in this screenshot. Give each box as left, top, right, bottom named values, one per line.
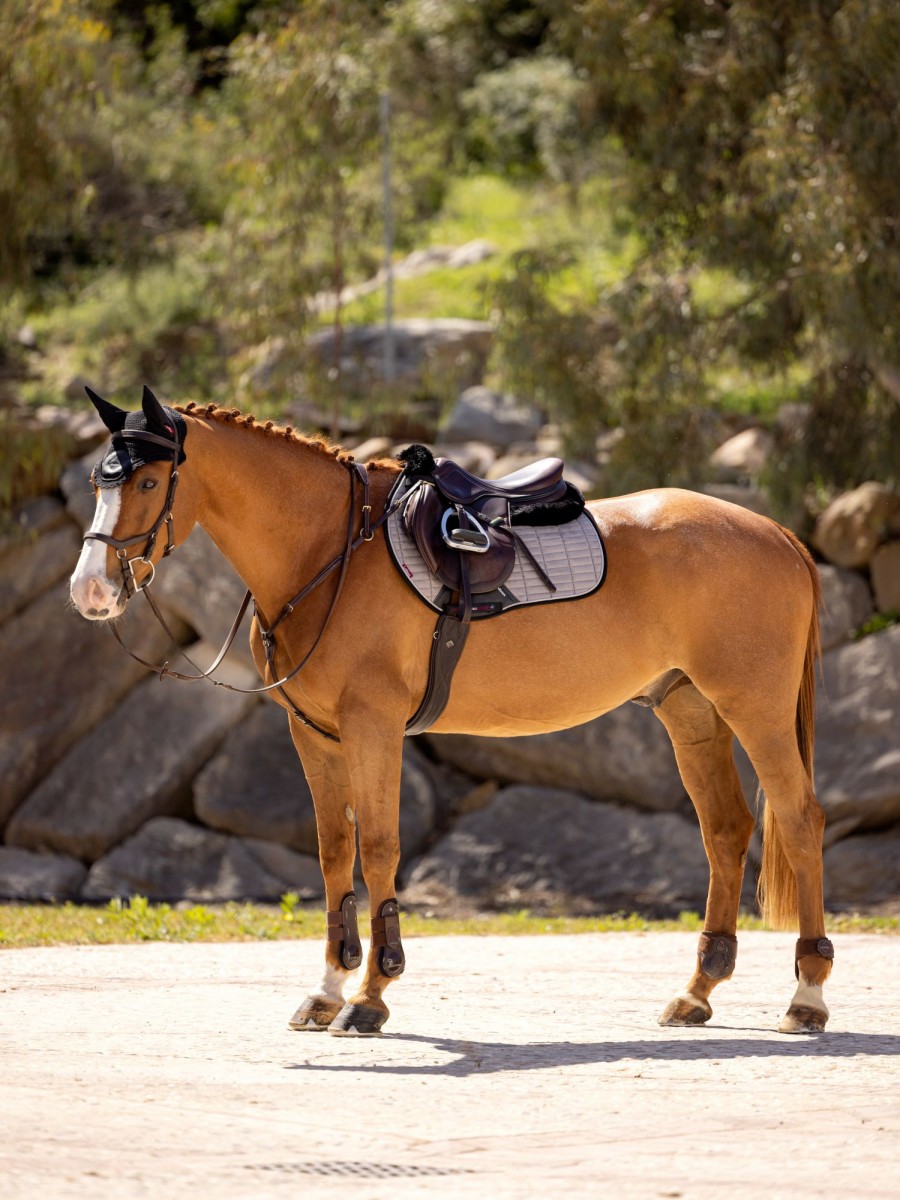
left=83, top=389, right=185, bottom=600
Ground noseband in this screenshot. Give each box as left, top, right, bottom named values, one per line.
left=83, top=428, right=182, bottom=598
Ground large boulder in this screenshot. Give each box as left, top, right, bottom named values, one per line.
left=31, top=403, right=107, bottom=453
left=824, top=826, right=900, bottom=910
left=5, top=643, right=256, bottom=860
left=151, top=527, right=255, bottom=667
left=402, top=785, right=732, bottom=917
left=59, top=448, right=100, bottom=528
left=0, top=582, right=184, bottom=829
left=80, top=817, right=323, bottom=902
left=194, top=704, right=440, bottom=864
left=0, top=846, right=87, bottom=901
left=817, top=563, right=874, bottom=650
left=814, top=626, right=900, bottom=837
left=811, top=482, right=900, bottom=569
left=424, top=705, right=688, bottom=814
left=306, top=319, right=493, bottom=390
left=0, top=497, right=81, bottom=625
left=440, top=386, right=543, bottom=449
left=710, top=427, right=774, bottom=481
left=193, top=703, right=318, bottom=852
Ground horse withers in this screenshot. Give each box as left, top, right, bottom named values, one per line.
left=69, top=386, right=834, bottom=1036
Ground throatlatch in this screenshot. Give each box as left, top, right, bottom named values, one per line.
left=326, top=893, right=363, bottom=970
left=371, top=898, right=405, bottom=978
left=794, top=936, right=834, bottom=979
left=697, top=931, right=738, bottom=980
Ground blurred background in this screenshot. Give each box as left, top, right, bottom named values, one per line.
left=1, top=0, right=898, bottom=916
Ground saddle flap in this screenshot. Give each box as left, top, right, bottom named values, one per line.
left=402, top=482, right=516, bottom=593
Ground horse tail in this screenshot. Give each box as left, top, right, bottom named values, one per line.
left=757, top=525, right=821, bottom=930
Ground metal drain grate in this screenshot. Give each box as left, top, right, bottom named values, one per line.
left=246, top=1160, right=477, bottom=1179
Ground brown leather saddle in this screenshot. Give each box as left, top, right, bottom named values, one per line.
left=394, top=445, right=587, bottom=736
left=400, top=448, right=572, bottom=609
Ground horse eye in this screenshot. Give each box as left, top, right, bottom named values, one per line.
left=139, top=478, right=158, bottom=491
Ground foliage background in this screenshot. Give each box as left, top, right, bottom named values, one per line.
left=2, top=0, right=898, bottom=522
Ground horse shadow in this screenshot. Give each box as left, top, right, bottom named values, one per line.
left=286, top=1029, right=900, bottom=1077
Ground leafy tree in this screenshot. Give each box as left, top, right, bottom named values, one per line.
left=539, top=0, right=900, bottom=501
left=221, top=0, right=450, bottom=423
left=462, top=56, right=593, bottom=200
left=0, top=1, right=108, bottom=286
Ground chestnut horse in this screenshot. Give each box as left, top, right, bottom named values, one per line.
left=70, top=387, right=833, bottom=1037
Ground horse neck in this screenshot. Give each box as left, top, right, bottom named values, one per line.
left=184, top=416, right=350, bottom=614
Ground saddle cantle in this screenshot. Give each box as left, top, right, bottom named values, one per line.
left=388, top=445, right=606, bottom=736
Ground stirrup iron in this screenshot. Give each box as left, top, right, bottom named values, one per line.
left=441, top=508, right=491, bottom=553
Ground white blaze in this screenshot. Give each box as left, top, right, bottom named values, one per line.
left=70, top=487, right=123, bottom=617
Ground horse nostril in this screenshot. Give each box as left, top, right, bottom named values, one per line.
left=97, top=607, right=109, bottom=616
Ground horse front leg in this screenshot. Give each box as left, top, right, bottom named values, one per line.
left=286, top=717, right=361, bottom=1032
left=653, top=684, right=755, bottom=1027
left=328, top=703, right=407, bottom=1038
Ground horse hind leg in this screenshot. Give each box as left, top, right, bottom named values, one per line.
left=652, top=683, right=755, bottom=1027
left=725, top=713, right=831, bottom=1034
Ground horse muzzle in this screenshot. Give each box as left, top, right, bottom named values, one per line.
left=70, top=570, right=127, bottom=620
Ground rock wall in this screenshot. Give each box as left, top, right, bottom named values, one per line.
left=1, top=390, right=898, bottom=914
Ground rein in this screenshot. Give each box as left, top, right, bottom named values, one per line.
left=87, top=426, right=401, bottom=743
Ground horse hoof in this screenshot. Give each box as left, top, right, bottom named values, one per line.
left=288, top=995, right=344, bottom=1031
left=778, top=1005, right=829, bottom=1034
left=658, top=994, right=712, bottom=1027
left=328, top=1002, right=388, bottom=1037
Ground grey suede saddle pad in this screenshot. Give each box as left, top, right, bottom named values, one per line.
left=385, top=474, right=607, bottom=620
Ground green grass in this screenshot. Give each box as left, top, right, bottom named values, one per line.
left=853, top=611, right=900, bottom=639
left=336, top=173, right=642, bottom=327
left=0, top=896, right=896, bottom=948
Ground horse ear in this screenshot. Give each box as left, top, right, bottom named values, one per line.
left=85, top=385, right=127, bottom=432
left=141, top=384, right=170, bottom=434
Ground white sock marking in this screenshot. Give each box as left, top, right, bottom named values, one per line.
left=317, top=962, right=351, bottom=1002
left=790, top=980, right=829, bottom=1017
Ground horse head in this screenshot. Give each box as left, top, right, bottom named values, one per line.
left=70, top=385, right=190, bottom=620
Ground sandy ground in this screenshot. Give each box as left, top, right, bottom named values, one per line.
left=2, top=932, right=899, bottom=1200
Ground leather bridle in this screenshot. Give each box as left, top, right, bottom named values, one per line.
left=84, top=427, right=182, bottom=598
left=82, top=424, right=400, bottom=743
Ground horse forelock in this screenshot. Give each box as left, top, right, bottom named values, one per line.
left=175, top=401, right=401, bottom=471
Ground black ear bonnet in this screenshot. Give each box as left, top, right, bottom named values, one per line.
left=90, top=389, right=187, bottom=488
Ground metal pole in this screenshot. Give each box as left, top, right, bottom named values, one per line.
left=380, top=90, right=395, bottom=383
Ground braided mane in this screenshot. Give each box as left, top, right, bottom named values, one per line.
left=174, top=401, right=399, bottom=470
